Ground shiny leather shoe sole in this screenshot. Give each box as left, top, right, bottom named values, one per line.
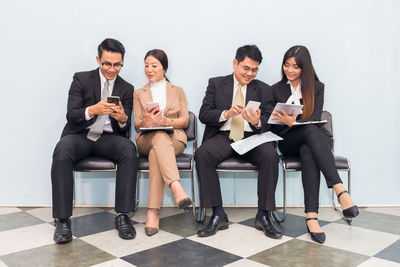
left=197, top=223, right=229, bottom=237
left=53, top=235, right=72, bottom=244
left=255, top=219, right=283, bottom=239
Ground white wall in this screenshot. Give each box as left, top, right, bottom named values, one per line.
left=0, top=0, right=399, bottom=207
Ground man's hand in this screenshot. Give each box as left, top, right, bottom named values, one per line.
left=224, top=104, right=245, bottom=119
left=109, top=101, right=127, bottom=124
left=88, top=100, right=115, bottom=117
left=242, top=107, right=261, bottom=126
left=271, top=109, right=296, bottom=127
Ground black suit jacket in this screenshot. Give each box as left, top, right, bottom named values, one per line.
left=199, top=74, right=273, bottom=143
left=269, top=80, right=324, bottom=136
left=61, top=68, right=134, bottom=138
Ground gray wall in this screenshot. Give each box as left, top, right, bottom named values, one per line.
left=0, top=0, right=399, bottom=207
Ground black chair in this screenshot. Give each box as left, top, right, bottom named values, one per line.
left=73, top=125, right=140, bottom=213
left=281, top=110, right=352, bottom=224
left=136, top=111, right=198, bottom=219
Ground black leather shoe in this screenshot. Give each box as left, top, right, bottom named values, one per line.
left=115, top=214, right=136, bottom=240
left=306, top=217, right=326, bottom=244
left=338, top=190, right=360, bottom=218
left=255, top=213, right=283, bottom=239
left=53, top=218, right=72, bottom=244
left=197, top=214, right=229, bottom=237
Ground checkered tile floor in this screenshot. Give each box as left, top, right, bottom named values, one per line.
left=0, top=206, right=399, bottom=267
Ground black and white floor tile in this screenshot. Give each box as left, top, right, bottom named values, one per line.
left=0, top=207, right=399, bottom=267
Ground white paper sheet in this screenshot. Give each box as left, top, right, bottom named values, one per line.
left=230, top=131, right=283, bottom=155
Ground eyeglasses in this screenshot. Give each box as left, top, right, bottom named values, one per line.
left=100, top=61, right=124, bottom=69
left=240, top=64, right=259, bottom=74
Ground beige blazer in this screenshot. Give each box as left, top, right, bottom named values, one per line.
left=133, top=81, right=189, bottom=145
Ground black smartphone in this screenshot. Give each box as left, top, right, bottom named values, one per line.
left=107, top=96, right=120, bottom=105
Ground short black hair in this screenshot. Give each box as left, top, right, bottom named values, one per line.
left=235, top=45, right=263, bottom=64
left=97, top=38, right=125, bottom=60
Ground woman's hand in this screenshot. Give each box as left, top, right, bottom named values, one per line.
left=271, top=109, right=297, bottom=127
left=141, top=107, right=165, bottom=127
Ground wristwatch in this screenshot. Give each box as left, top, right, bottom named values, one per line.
left=121, top=115, right=128, bottom=124
left=169, top=119, right=174, bottom=126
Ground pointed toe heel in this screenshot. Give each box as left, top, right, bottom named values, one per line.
left=337, top=191, right=360, bottom=218
left=306, top=218, right=326, bottom=244
left=178, top=197, right=192, bottom=210
left=144, top=227, right=159, bottom=236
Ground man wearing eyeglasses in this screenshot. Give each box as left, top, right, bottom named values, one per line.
left=51, top=38, right=137, bottom=243
left=195, top=45, right=282, bottom=239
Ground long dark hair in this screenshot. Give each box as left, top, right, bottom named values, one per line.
left=280, top=45, right=319, bottom=119
left=144, top=49, right=170, bottom=82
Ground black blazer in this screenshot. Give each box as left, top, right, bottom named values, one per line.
left=269, top=80, right=324, bottom=136
left=199, top=74, right=273, bottom=143
left=61, top=68, right=134, bottom=138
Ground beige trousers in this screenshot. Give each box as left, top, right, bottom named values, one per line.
left=136, top=131, right=185, bottom=209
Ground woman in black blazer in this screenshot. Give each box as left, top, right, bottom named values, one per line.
left=270, top=45, right=359, bottom=244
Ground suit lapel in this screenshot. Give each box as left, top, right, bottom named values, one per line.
left=112, top=76, right=121, bottom=97
left=92, top=69, right=101, bottom=102
left=222, top=74, right=234, bottom=108
left=140, top=83, right=154, bottom=110
left=164, top=82, right=176, bottom=114
left=245, top=80, right=258, bottom=104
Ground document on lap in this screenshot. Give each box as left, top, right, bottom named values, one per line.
left=138, top=126, right=174, bottom=133
left=231, top=131, right=283, bottom=155
left=267, top=103, right=303, bottom=125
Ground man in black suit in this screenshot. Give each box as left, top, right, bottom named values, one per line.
left=195, top=45, right=282, bottom=239
left=51, top=38, right=137, bottom=243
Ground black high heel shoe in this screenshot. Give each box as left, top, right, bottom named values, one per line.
left=306, top=218, right=326, bottom=244
left=337, top=190, right=360, bottom=218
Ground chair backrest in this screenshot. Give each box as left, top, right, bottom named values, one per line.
left=321, top=111, right=333, bottom=136
left=321, top=110, right=335, bottom=152
left=184, top=111, right=197, bottom=141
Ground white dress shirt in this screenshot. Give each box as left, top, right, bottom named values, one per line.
left=286, top=80, right=302, bottom=105
left=150, top=78, right=167, bottom=113
left=85, top=69, right=117, bottom=132
left=219, top=76, right=261, bottom=132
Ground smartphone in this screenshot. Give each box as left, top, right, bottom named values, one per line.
left=146, top=102, right=159, bottom=111
left=107, top=96, right=120, bottom=105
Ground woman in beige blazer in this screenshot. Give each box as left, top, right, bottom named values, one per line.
left=134, top=49, right=191, bottom=236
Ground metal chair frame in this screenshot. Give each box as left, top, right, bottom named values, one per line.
left=280, top=110, right=352, bottom=224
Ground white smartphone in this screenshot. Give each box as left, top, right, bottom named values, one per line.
left=246, top=101, right=261, bottom=112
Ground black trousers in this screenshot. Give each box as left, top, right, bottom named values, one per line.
left=51, top=132, right=138, bottom=218
left=279, top=125, right=342, bottom=213
left=195, top=132, right=279, bottom=211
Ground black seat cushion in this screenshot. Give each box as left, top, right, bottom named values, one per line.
left=138, top=153, right=193, bottom=171
left=283, top=154, right=349, bottom=171
left=216, top=156, right=258, bottom=171
left=73, top=157, right=116, bottom=171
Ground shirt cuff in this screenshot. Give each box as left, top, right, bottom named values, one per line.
left=85, top=107, right=94, bottom=120
left=219, top=110, right=228, bottom=122
left=254, top=119, right=262, bottom=129
left=118, top=122, right=127, bottom=128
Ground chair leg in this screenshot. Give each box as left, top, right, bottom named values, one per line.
left=73, top=171, right=77, bottom=207
left=190, top=168, right=197, bottom=220
left=274, top=162, right=287, bottom=223
left=331, top=169, right=352, bottom=225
